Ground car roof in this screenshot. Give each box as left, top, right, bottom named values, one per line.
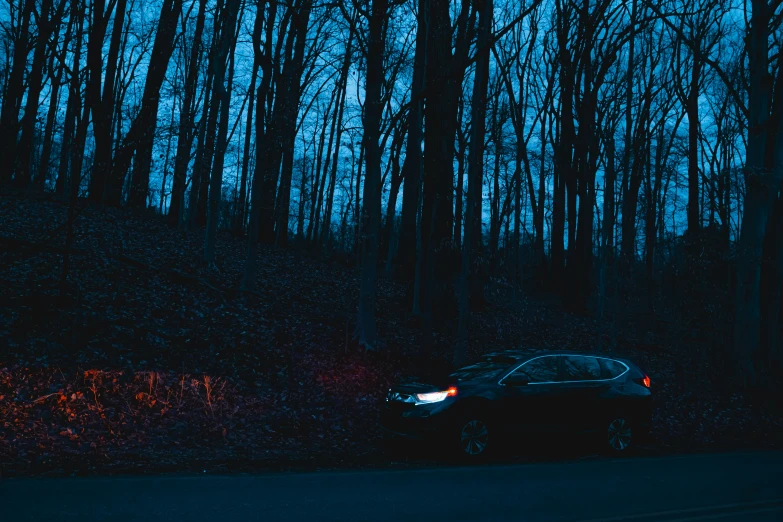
left=485, top=349, right=634, bottom=365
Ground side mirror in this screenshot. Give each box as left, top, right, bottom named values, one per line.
left=503, top=376, right=529, bottom=386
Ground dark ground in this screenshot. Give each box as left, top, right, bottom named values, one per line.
left=3, top=451, right=782, bottom=521
left=1, top=193, right=782, bottom=477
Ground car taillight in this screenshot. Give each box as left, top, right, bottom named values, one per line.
left=633, top=375, right=651, bottom=388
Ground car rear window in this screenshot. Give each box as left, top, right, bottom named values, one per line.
left=598, top=358, right=628, bottom=379
left=563, top=356, right=602, bottom=381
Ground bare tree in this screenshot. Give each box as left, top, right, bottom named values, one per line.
left=108, top=0, right=184, bottom=207
left=204, top=0, right=243, bottom=265
left=169, top=0, right=208, bottom=227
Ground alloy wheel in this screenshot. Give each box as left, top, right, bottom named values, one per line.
left=460, top=419, right=489, bottom=456
left=607, top=418, right=632, bottom=451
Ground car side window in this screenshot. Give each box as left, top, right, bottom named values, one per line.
left=563, top=356, right=601, bottom=381
left=598, top=358, right=627, bottom=379
left=511, top=356, right=559, bottom=383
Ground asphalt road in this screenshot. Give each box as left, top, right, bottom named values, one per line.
left=2, top=451, right=782, bottom=521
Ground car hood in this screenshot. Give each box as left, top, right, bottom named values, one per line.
left=394, top=377, right=456, bottom=394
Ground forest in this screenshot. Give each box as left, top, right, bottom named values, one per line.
left=2, top=0, right=783, bottom=471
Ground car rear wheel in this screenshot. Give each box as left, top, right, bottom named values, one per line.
left=606, top=417, right=633, bottom=452
left=458, top=418, right=490, bottom=458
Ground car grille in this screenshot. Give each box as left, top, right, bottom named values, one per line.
left=386, top=390, right=415, bottom=403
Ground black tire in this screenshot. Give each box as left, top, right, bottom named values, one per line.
left=454, top=415, right=492, bottom=460
left=604, top=416, right=633, bottom=453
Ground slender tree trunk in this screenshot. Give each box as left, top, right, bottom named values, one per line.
left=602, top=134, right=616, bottom=254
left=88, top=0, right=127, bottom=201
left=620, top=0, right=637, bottom=264
left=456, top=0, right=491, bottom=365
left=108, top=0, right=183, bottom=207
left=37, top=57, right=64, bottom=191
left=196, top=88, right=221, bottom=223
left=241, top=0, right=279, bottom=291
left=686, top=59, right=702, bottom=235
left=257, top=9, right=298, bottom=243
left=170, top=0, right=207, bottom=226
left=309, top=92, right=335, bottom=242
left=489, top=99, right=502, bottom=276
left=235, top=59, right=259, bottom=233
left=645, top=127, right=664, bottom=288
left=351, top=137, right=364, bottom=252
left=0, top=0, right=34, bottom=185
left=313, top=92, right=338, bottom=244
left=56, top=0, right=84, bottom=198
left=321, top=19, right=355, bottom=247
left=296, top=141, right=308, bottom=241
left=15, top=0, right=54, bottom=189
left=205, top=0, right=242, bottom=265
left=536, top=105, right=547, bottom=269
left=398, top=0, right=427, bottom=281
left=383, top=123, right=405, bottom=273
left=275, top=1, right=313, bottom=246
left=188, top=72, right=214, bottom=227
left=454, top=96, right=466, bottom=252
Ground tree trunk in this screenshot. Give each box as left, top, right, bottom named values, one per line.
left=356, top=0, right=387, bottom=350
left=420, top=0, right=458, bottom=325
left=351, top=136, right=364, bottom=252
left=454, top=96, right=466, bottom=252
left=37, top=55, right=64, bottom=191
left=536, top=105, right=547, bottom=269
left=235, top=59, right=259, bottom=233
left=320, top=19, right=355, bottom=248
left=398, top=0, right=427, bottom=281
left=296, top=141, right=308, bottom=241
left=108, top=0, right=183, bottom=207
left=275, top=2, right=312, bottom=247
left=383, top=123, right=405, bottom=274
left=733, top=0, right=781, bottom=388
left=88, top=0, right=127, bottom=202
left=257, top=10, right=298, bottom=243
left=620, top=0, right=637, bottom=264
left=195, top=96, right=221, bottom=223
left=56, top=0, right=84, bottom=198
left=0, top=0, right=33, bottom=185
left=169, top=0, right=207, bottom=226
left=15, top=0, right=55, bottom=189
left=204, top=0, right=242, bottom=265
left=456, top=0, right=490, bottom=365
left=187, top=71, right=214, bottom=227
left=308, top=91, right=335, bottom=242
left=686, top=58, right=701, bottom=235
left=240, top=0, right=279, bottom=291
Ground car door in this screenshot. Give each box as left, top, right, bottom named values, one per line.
left=557, top=355, right=611, bottom=432
left=499, top=355, right=562, bottom=434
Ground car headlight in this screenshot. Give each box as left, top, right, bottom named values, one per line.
left=415, top=386, right=457, bottom=405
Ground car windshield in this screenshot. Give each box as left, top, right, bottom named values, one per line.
left=449, top=355, right=518, bottom=381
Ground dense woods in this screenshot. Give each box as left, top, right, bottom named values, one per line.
left=2, top=0, right=782, bottom=390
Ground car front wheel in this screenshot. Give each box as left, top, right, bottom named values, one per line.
left=458, top=417, right=491, bottom=458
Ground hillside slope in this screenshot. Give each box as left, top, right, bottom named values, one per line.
left=1, top=194, right=781, bottom=476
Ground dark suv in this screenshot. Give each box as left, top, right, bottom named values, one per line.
left=381, top=351, right=652, bottom=458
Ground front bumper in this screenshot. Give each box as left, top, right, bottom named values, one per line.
left=379, top=400, right=454, bottom=440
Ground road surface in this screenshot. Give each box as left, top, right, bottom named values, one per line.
left=2, top=451, right=782, bottom=521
